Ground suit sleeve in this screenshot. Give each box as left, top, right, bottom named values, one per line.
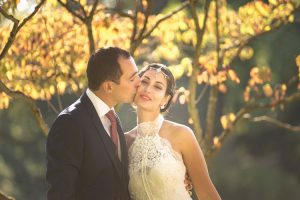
left=46, top=113, right=83, bottom=200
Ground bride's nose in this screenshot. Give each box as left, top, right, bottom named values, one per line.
left=144, top=85, right=152, bottom=93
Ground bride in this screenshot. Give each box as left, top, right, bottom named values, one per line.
left=125, top=63, right=221, bottom=200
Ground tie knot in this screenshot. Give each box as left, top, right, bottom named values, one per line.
left=106, top=110, right=116, bottom=123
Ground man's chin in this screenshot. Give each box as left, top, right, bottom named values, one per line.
left=123, top=96, right=135, bottom=104
left=131, top=93, right=138, bottom=103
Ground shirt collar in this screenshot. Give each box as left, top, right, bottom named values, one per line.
left=86, top=88, right=113, bottom=118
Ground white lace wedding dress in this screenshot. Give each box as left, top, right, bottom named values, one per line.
left=128, top=115, right=192, bottom=200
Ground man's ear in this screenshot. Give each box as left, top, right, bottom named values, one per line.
left=103, top=81, right=113, bottom=93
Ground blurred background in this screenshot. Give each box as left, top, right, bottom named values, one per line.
left=0, top=0, right=300, bottom=199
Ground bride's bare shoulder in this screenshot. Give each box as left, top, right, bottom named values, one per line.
left=162, top=120, right=195, bottom=152
left=163, top=120, right=195, bottom=143
left=125, top=127, right=138, bottom=148
left=164, top=120, right=193, bottom=134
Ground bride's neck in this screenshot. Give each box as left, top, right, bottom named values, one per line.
left=137, top=109, right=160, bottom=124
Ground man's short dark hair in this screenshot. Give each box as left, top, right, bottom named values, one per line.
left=86, top=47, right=131, bottom=91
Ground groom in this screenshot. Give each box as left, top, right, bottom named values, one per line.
left=46, top=47, right=140, bottom=200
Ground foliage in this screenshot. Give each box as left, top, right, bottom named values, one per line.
left=0, top=0, right=299, bottom=148
left=0, top=0, right=19, bottom=12
left=0, top=0, right=300, bottom=198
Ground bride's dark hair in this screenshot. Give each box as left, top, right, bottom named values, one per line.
left=138, top=63, right=176, bottom=112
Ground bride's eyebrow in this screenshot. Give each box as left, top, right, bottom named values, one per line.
left=155, top=81, right=165, bottom=86
left=143, top=75, right=165, bottom=86
left=142, top=76, right=150, bottom=80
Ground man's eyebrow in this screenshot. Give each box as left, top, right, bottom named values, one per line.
left=129, top=71, right=138, bottom=79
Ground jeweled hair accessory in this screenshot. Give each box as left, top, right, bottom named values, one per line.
left=149, top=65, right=168, bottom=79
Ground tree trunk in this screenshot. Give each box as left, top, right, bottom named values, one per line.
left=0, top=191, right=15, bottom=200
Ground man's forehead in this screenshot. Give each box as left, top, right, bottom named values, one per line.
left=118, top=57, right=138, bottom=76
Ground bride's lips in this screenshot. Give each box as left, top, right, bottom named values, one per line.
left=140, top=94, right=152, bottom=101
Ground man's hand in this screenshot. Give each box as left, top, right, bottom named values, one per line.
left=184, top=172, right=193, bottom=196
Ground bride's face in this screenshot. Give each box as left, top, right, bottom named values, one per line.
left=134, top=70, right=170, bottom=112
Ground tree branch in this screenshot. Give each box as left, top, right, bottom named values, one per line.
left=187, top=0, right=211, bottom=145
left=195, top=84, right=209, bottom=104
left=189, top=0, right=210, bottom=58
left=141, top=1, right=189, bottom=40
left=247, top=92, right=300, bottom=110
left=0, top=0, right=46, bottom=60
left=130, top=0, right=139, bottom=53
left=0, top=0, right=48, bottom=136
left=57, top=0, right=97, bottom=54
left=136, top=0, right=152, bottom=41
left=47, top=100, right=60, bottom=115
left=86, top=0, right=99, bottom=54
left=41, top=14, right=64, bottom=112
left=0, top=7, right=19, bottom=22
left=130, top=1, right=189, bottom=55
left=227, top=5, right=299, bottom=67
left=0, top=80, right=49, bottom=136
left=130, top=0, right=152, bottom=55
left=204, top=0, right=221, bottom=144
left=108, top=7, right=134, bottom=19
left=88, top=0, right=99, bottom=19
left=247, top=115, right=300, bottom=132
left=78, top=0, right=88, bottom=19
left=57, top=0, right=85, bottom=21
left=0, top=191, right=15, bottom=200
left=206, top=91, right=300, bottom=157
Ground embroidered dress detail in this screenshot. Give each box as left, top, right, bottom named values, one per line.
left=128, top=115, right=192, bottom=200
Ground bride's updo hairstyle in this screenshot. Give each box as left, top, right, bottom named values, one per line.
left=138, top=63, right=175, bottom=112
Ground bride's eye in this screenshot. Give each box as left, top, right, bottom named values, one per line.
left=154, top=85, right=162, bottom=90
left=141, top=80, right=148, bottom=85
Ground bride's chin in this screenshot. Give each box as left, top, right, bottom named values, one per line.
left=135, top=104, right=146, bottom=110
left=134, top=100, right=159, bottom=112
left=135, top=104, right=149, bottom=111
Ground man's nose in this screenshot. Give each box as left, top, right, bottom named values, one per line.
left=135, top=77, right=141, bottom=87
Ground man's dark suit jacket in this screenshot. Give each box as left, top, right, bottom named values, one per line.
left=46, top=92, right=130, bottom=200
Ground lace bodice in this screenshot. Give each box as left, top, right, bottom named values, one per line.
left=128, top=115, right=192, bottom=200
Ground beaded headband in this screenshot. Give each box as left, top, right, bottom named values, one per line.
left=148, top=65, right=169, bottom=79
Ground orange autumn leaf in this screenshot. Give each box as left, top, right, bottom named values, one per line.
left=218, top=84, right=227, bottom=93
left=263, top=84, right=273, bottom=97
left=188, top=118, right=194, bottom=125
left=213, top=137, right=222, bottom=149
left=220, top=113, right=236, bottom=129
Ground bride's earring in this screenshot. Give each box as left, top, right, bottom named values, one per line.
left=160, top=105, right=165, bottom=110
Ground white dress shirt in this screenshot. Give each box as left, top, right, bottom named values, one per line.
left=86, top=88, right=121, bottom=159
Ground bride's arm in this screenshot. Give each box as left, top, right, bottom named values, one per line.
left=178, top=126, right=222, bottom=200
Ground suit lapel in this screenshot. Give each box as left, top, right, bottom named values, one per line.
left=81, top=92, right=122, bottom=178
left=116, top=115, right=130, bottom=188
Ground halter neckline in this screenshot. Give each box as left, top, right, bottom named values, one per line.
left=137, top=115, right=164, bottom=136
